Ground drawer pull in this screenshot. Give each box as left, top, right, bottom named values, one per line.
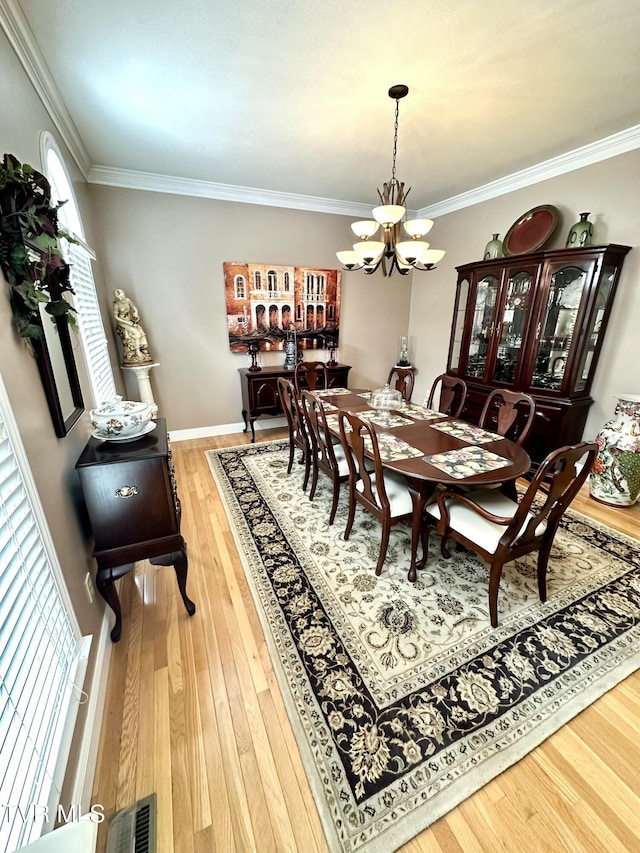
left=115, top=486, right=139, bottom=499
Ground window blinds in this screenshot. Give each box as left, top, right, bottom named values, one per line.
left=0, top=381, right=88, bottom=852
left=65, top=241, right=117, bottom=408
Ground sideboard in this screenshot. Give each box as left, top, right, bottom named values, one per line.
left=239, top=363, right=352, bottom=441
left=75, top=418, right=196, bottom=641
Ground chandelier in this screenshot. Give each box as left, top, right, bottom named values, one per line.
left=336, top=84, right=445, bottom=277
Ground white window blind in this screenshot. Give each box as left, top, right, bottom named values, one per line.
left=65, top=240, right=116, bottom=407
left=0, top=377, right=89, bottom=853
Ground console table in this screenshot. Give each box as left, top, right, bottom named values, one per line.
left=239, top=363, right=351, bottom=441
left=75, top=418, right=196, bottom=641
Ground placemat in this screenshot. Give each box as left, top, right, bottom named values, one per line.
left=423, top=445, right=513, bottom=478
left=429, top=420, right=501, bottom=444
left=365, top=432, right=425, bottom=462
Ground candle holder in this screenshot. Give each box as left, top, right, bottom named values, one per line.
left=247, top=339, right=262, bottom=372
left=326, top=343, right=338, bottom=367
left=396, top=335, right=411, bottom=368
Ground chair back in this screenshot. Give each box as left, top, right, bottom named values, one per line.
left=503, top=441, right=598, bottom=550
left=278, top=376, right=304, bottom=438
left=294, top=360, right=329, bottom=394
left=426, top=374, right=467, bottom=417
left=301, top=390, right=341, bottom=474
left=479, top=389, right=536, bottom=446
left=387, top=367, right=415, bottom=402
left=338, top=410, right=388, bottom=514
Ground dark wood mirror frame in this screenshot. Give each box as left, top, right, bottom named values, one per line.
left=33, top=304, right=84, bottom=437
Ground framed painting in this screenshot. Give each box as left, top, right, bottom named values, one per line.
left=224, top=262, right=341, bottom=352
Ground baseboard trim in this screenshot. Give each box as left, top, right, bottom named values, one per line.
left=169, top=417, right=287, bottom=442
left=72, top=610, right=113, bottom=811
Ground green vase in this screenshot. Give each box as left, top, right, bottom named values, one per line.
left=483, top=233, right=503, bottom=260
left=565, top=212, right=593, bottom=248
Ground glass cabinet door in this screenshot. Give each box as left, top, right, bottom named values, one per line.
left=448, top=277, right=469, bottom=372
left=490, top=270, right=533, bottom=385
left=573, top=264, right=615, bottom=393
left=467, top=275, right=499, bottom=378
left=530, top=266, right=587, bottom=391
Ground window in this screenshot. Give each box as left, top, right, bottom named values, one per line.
left=267, top=269, right=277, bottom=292
left=284, top=271, right=290, bottom=291
left=254, top=270, right=262, bottom=289
left=41, top=134, right=117, bottom=407
left=234, top=275, right=246, bottom=299
left=0, top=374, right=89, bottom=852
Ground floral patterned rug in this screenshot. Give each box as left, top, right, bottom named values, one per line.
left=207, top=440, right=640, bottom=853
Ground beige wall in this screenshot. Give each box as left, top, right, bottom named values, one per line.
left=409, top=149, right=640, bottom=438
left=1, top=28, right=108, bottom=804
left=87, top=186, right=413, bottom=430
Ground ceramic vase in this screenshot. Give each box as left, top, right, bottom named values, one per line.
left=565, top=212, right=593, bottom=248
left=484, top=233, right=503, bottom=260
left=589, top=394, right=640, bottom=507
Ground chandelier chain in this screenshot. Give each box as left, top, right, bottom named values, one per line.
left=391, top=97, right=400, bottom=185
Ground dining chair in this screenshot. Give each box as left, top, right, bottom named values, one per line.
left=426, top=374, right=467, bottom=417
left=277, top=377, right=311, bottom=490
left=294, top=360, right=329, bottom=394
left=339, top=410, right=418, bottom=575
left=423, top=441, right=598, bottom=627
left=387, top=367, right=415, bottom=402
left=301, top=390, right=350, bottom=524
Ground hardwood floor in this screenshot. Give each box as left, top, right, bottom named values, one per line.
left=91, top=428, right=640, bottom=852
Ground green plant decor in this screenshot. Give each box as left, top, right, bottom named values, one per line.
left=0, top=152, right=76, bottom=345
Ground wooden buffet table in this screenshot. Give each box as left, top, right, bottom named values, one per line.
left=238, top=363, right=351, bottom=441
left=318, top=390, right=531, bottom=581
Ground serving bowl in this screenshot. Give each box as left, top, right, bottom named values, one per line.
left=90, top=397, right=154, bottom=439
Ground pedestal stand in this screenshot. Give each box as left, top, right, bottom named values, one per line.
left=121, top=362, right=160, bottom=414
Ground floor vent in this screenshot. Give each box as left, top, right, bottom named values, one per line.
left=105, top=793, right=157, bottom=853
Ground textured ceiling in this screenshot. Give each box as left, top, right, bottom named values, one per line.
left=15, top=0, right=640, bottom=209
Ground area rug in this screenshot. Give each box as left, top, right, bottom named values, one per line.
left=206, top=440, right=640, bottom=853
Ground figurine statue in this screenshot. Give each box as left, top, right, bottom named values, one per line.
left=112, top=289, right=153, bottom=365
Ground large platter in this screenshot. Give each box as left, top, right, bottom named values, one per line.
left=92, top=421, right=156, bottom=442
left=503, top=205, right=559, bottom=256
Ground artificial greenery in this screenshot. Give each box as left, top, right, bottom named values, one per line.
left=0, top=152, right=76, bottom=344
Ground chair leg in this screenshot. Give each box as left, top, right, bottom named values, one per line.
left=286, top=440, right=295, bottom=474
left=376, top=520, right=391, bottom=576
left=328, top=477, right=341, bottom=525
left=344, top=485, right=356, bottom=540
left=302, top=447, right=311, bottom=491
left=440, top=533, right=452, bottom=559
left=537, top=538, right=553, bottom=603
left=308, top=457, right=319, bottom=500
left=488, top=558, right=506, bottom=628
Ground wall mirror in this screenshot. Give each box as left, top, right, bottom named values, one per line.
left=34, top=298, right=84, bottom=437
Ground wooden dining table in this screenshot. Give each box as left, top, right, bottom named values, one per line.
left=316, top=388, right=532, bottom=581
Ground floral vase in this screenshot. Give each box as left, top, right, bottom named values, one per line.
left=589, top=394, right=640, bottom=507
left=483, top=233, right=503, bottom=260
left=565, top=212, right=593, bottom=248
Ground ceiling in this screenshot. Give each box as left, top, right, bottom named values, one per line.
left=11, top=0, right=640, bottom=213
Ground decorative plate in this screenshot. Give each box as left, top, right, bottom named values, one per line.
left=92, top=421, right=156, bottom=442
left=503, top=205, right=559, bottom=256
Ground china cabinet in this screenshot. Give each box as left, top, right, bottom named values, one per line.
left=446, top=244, right=630, bottom=464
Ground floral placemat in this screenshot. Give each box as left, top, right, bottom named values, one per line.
left=357, top=391, right=371, bottom=400
left=429, top=419, right=500, bottom=444
left=423, top=445, right=513, bottom=478
left=320, top=401, right=338, bottom=412
left=365, top=432, right=424, bottom=462
left=358, top=409, right=414, bottom=428
left=314, top=387, right=352, bottom=397
left=397, top=404, right=442, bottom=421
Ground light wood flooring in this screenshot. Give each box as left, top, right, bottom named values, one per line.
left=91, top=427, right=640, bottom=852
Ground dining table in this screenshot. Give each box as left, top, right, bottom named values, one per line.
left=314, top=388, right=532, bottom=581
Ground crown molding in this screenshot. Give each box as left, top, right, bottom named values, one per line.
left=87, top=165, right=375, bottom=217
left=0, top=0, right=91, bottom=178
left=418, top=124, right=640, bottom=218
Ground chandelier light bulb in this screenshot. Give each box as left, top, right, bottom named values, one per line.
left=396, top=240, right=430, bottom=263
left=353, top=241, right=385, bottom=264
left=372, top=205, right=405, bottom=227
left=419, top=248, right=446, bottom=267
left=403, top=218, right=434, bottom=239
left=350, top=220, right=380, bottom=240
left=336, top=250, right=363, bottom=269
